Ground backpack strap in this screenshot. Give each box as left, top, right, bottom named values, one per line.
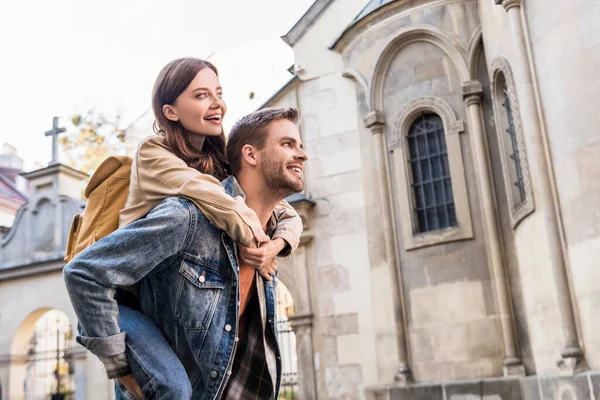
left=85, top=155, right=133, bottom=198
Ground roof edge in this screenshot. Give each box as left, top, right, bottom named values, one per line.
left=282, top=0, right=335, bottom=47
left=257, top=75, right=300, bottom=111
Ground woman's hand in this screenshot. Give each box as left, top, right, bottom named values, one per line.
left=118, top=374, right=144, bottom=399
left=238, top=238, right=286, bottom=282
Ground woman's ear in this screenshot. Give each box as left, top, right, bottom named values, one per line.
left=162, top=104, right=179, bottom=122
left=241, top=144, right=259, bottom=167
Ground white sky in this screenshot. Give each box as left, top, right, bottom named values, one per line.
left=0, top=0, right=315, bottom=170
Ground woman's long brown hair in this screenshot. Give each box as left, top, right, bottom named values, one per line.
left=152, top=58, right=230, bottom=180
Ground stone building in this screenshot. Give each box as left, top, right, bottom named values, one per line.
left=1, top=0, right=600, bottom=399
left=0, top=162, right=116, bottom=400
left=263, top=0, right=600, bottom=399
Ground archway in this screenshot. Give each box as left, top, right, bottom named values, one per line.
left=10, top=309, right=75, bottom=400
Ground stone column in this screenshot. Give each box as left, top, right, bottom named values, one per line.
left=364, top=111, right=412, bottom=384
left=463, top=81, right=524, bottom=376
left=500, top=0, right=584, bottom=367
left=288, top=313, right=317, bottom=400
left=7, top=353, right=27, bottom=399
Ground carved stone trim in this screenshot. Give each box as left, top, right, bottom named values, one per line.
left=462, top=80, right=483, bottom=98
left=364, top=111, right=386, bottom=129
left=288, top=312, right=313, bottom=329
left=501, top=0, right=521, bottom=11
left=370, top=25, right=470, bottom=112
left=332, top=0, right=444, bottom=52
left=390, top=97, right=473, bottom=250
left=390, top=97, right=464, bottom=151
left=490, top=57, right=535, bottom=228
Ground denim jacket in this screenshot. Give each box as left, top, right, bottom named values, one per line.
left=63, top=176, right=281, bottom=400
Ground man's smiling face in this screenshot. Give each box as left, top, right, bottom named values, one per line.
left=257, top=118, right=308, bottom=197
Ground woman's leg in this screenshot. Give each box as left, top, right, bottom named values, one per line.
left=117, top=304, right=192, bottom=400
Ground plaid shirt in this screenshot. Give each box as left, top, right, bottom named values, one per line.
left=220, top=212, right=280, bottom=400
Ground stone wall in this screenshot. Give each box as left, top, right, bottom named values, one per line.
left=338, top=0, right=507, bottom=382
left=523, top=0, right=600, bottom=369
left=477, top=0, right=570, bottom=374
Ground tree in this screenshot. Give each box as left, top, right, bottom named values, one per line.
left=59, top=111, right=126, bottom=175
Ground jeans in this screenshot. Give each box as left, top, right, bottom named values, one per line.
left=115, top=305, right=192, bottom=400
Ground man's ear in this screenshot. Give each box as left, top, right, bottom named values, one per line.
left=241, top=144, right=259, bottom=167
left=162, top=104, right=179, bottom=122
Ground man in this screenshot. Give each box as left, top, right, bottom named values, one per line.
left=63, top=107, right=308, bottom=399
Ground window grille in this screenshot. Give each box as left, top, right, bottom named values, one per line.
left=407, top=113, right=457, bottom=233
left=502, top=87, right=526, bottom=204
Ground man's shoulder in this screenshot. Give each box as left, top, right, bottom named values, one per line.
left=148, top=197, right=194, bottom=221
left=152, top=197, right=213, bottom=226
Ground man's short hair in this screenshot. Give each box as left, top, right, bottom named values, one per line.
left=226, top=107, right=299, bottom=175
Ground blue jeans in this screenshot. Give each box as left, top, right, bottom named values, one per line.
left=115, top=305, right=192, bottom=400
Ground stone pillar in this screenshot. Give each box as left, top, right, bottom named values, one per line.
left=284, top=196, right=318, bottom=399
left=463, top=80, right=524, bottom=376
left=288, top=313, right=316, bottom=400
left=364, top=111, right=412, bottom=384
left=500, top=0, right=584, bottom=368
left=7, top=353, right=27, bottom=399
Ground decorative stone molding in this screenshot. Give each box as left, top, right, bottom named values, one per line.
left=466, top=27, right=483, bottom=80
left=490, top=57, right=535, bottom=228
left=496, top=0, right=521, bottom=11
left=364, top=110, right=386, bottom=129
left=389, top=97, right=473, bottom=250
left=332, top=0, right=443, bottom=52
left=463, top=80, right=483, bottom=106
left=370, top=25, right=470, bottom=112
left=389, top=97, right=464, bottom=151
left=288, top=312, right=313, bottom=329
left=462, top=80, right=483, bottom=97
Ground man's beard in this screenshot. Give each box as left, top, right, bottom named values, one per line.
left=260, top=158, right=304, bottom=199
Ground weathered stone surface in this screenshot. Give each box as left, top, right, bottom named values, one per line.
left=322, top=313, right=359, bottom=336
left=388, top=383, right=444, bottom=400
left=322, top=335, right=339, bottom=366
left=538, top=374, right=591, bottom=400
left=445, top=380, right=482, bottom=400
left=482, top=378, right=523, bottom=400
left=518, top=376, right=541, bottom=400
left=318, top=264, right=351, bottom=294
left=325, top=365, right=364, bottom=400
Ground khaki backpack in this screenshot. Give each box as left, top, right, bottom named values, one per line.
left=64, top=156, right=133, bottom=263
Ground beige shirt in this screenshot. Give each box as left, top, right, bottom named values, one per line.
left=118, top=135, right=302, bottom=251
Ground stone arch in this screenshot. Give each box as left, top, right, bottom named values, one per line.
left=342, top=67, right=371, bottom=111
left=277, top=263, right=300, bottom=310
left=387, top=97, right=473, bottom=250
left=370, top=25, right=470, bottom=113
left=276, top=246, right=317, bottom=399
left=390, top=97, right=465, bottom=150
left=8, top=308, right=76, bottom=399
left=466, top=27, right=483, bottom=80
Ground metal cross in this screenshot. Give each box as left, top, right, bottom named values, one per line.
left=45, top=116, right=66, bottom=165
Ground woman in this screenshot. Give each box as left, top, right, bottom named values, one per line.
left=66, top=58, right=302, bottom=399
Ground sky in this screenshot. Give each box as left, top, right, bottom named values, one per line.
left=0, top=0, right=315, bottom=170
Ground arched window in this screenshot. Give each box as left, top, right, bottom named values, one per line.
left=388, top=97, right=473, bottom=250
left=25, top=310, right=74, bottom=400
left=407, top=113, right=457, bottom=233
left=498, top=73, right=525, bottom=205
left=491, top=57, right=534, bottom=227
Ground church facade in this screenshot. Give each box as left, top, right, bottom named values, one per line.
left=263, top=0, right=600, bottom=398
left=1, top=0, right=599, bottom=399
